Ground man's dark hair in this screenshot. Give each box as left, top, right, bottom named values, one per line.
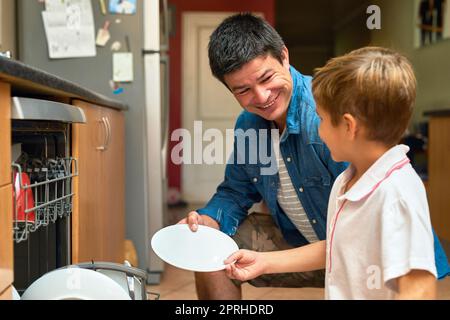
left=208, top=13, right=285, bottom=85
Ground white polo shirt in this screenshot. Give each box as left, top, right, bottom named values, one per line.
left=325, top=144, right=437, bottom=300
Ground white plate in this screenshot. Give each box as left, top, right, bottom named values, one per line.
left=21, top=268, right=132, bottom=300
left=151, top=224, right=239, bottom=272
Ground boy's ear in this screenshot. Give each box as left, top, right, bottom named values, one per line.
left=342, top=113, right=358, bottom=140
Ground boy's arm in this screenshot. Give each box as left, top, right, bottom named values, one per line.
left=396, top=270, right=437, bottom=300
left=224, top=240, right=326, bottom=281
left=263, top=240, right=327, bottom=274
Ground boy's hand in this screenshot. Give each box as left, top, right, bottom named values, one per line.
left=224, top=250, right=267, bottom=282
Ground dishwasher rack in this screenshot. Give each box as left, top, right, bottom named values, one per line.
left=11, top=158, right=78, bottom=243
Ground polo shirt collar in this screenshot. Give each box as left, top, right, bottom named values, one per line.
left=337, top=144, right=411, bottom=202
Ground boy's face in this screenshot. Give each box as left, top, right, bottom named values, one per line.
left=223, top=47, right=292, bottom=127
left=316, top=104, right=349, bottom=162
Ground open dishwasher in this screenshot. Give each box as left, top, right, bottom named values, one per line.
left=10, top=97, right=85, bottom=294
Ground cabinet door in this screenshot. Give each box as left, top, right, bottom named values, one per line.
left=428, top=117, right=450, bottom=241
left=0, top=82, right=11, bottom=187
left=101, top=107, right=125, bottom=263
left=72, top=100, right=104, bottom=263
left=0, top=286, right=12, bottom=301
left=0, top=185, right=13, bottom=295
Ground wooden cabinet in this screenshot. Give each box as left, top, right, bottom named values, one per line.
left=428, top=116, right=450, bottom=242
left=72, top=100, right=125, bottom=263
left=0, top=185, right=13, bottom=297
left=0, top=286, right=12, bottom=301
left=0, top=82, right=11, bottom=187
left=100, top=106, right=125, bottom=262
left=0, top=81, right=12, bottom=299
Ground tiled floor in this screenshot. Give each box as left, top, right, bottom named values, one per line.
left=148, top=263, right=450, bottom=300
left=147, top=203, right=450, bottom=300
left=147, top=263, right=324, bottom=300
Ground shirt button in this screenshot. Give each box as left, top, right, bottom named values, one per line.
left=253, top=177, right=258, bottom=183
left=312, top=219, right=317, bottom=224
left=286, top=157, right=292, bottom=162
left=299, top=187, right=304, bottom=193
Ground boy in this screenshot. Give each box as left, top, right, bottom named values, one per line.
left=224, top=47, right=438, bottom=299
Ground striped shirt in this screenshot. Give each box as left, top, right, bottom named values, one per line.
left=272, top=123, right=319, bottom=243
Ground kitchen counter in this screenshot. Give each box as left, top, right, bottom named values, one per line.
left=0, top=56, right=128, bottom=111
left=423, top=108, right=450, bottom=117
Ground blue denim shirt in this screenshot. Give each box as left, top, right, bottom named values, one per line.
left=197, top=66, right=449, bottom=279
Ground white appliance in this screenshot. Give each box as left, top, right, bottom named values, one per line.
left=143, top=0, right=170, bottom=284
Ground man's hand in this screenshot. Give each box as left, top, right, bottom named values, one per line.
left=223, top=249, right=268, bottom=282
left=176, top=211, right=219, bottom=232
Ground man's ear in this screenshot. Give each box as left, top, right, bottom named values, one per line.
left=342, top=113, right=358, bottom=140
left=281, top=46, right=290, bottom=69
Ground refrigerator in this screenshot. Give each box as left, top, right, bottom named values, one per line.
left=16, top=0, right=169, bottom=284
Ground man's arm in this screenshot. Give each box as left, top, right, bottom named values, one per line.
left=396, top=270, right=437, bottom=300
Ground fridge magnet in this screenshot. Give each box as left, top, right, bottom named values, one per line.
left=113, top=87, right=125, bottom=95
left=109, top=80, right=124, bottom=95
left=109, top=0, right=137, bottom=15
left=99, top=0, right=107, bottom=15
left=96, top=21, right=111, bottom=47
left=111, top=41, right=122, bottom=51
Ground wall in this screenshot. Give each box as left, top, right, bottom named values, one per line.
left=275, top=0, right=334, bottom=75
left=371, top=0, right=450, bottom=124
left=333, top=6, right=371, bottom=56
left=167, top=0, right=275, bottom=192
left=0, top=0, right=16, bottom=57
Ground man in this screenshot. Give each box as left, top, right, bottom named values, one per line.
left=177, top=13, right=449, bottom=300
left=177, top=12, right=345, bottom=300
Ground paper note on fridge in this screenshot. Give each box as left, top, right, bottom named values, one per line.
left=113, top=52, right=134, bottom=82
left=42, top=0, right=96, bottom=59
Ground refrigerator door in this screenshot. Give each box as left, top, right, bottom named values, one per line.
left=144, top=0, right=160, bottom=51
left=143, top=0, right=165, bottom=284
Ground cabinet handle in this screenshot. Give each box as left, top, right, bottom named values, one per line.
left=104, top=116, right=112, bottom=150
left=96, top=117, right=108, bottom=151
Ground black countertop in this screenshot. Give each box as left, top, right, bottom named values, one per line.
left=0, top=57, right=128, bottom=111
left=423, top=109, right=450, bottom=117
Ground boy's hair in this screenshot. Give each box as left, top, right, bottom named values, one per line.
left=312, top=47, right=416, bottom=146
left=208, top=13, right=285, bottom=85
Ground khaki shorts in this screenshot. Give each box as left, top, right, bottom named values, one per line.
left=231, top=213, right=325, bottom=288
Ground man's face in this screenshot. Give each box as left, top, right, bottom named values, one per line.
left=223, top=47, right=292, bottom=127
